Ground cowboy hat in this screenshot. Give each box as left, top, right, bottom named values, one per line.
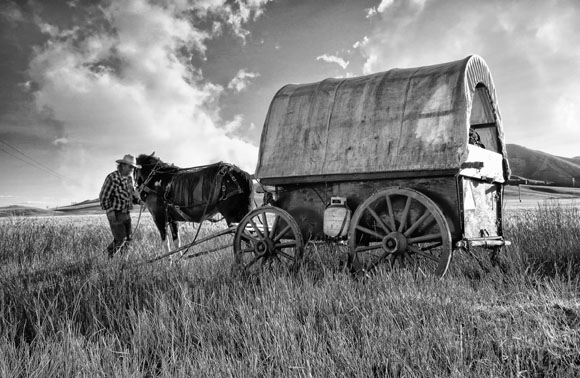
left=115, top=154, right=142, bottom=169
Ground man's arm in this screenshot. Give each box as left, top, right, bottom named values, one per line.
left=128, top=176, right=142, bottom=204
left=99, top=175, right=114, bottom=211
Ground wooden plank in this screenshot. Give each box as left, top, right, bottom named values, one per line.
left=259, top=169, right=458, bottom=186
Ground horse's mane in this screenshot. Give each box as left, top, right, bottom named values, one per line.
left=136, top=154, right=179, bottom=173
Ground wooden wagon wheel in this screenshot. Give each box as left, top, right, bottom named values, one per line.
left=348, top=188, right=452, bottom=277
left=233, top=206, right=304, bottom=274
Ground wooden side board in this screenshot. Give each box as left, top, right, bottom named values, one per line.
left=271, top=176, right=462, bottom=241
left=460, top=177, right=503, bottom=238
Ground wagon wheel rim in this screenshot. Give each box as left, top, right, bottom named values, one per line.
left=233, top=206, right=304, bottom=274
left=348, top=188, right=452, bottom=277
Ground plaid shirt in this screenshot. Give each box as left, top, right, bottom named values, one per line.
left=99, top=170, right=136, bottom=212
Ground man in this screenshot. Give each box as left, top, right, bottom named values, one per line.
left=99, top=154, right=142, bottom=257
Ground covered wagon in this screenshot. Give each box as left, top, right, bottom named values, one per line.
left=234, top=55, right=511, bottom=276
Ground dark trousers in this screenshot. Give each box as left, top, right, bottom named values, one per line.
left=106, top=210, right=132, bottom=257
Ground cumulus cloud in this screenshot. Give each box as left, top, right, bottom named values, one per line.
left=26, top=0, right=271, bottom=201
left=316, top=54, right=349, bottom=69
left=227, top=69, right=260, bottom=92
left=356, top=0, right=580, bottom=157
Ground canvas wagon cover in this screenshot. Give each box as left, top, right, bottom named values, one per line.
left=255, top=55, right=508, bottom=182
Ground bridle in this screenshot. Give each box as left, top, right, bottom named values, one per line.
left=134, top=159, right=162, bottom=200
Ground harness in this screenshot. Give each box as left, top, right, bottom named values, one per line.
left=138, top=162, right=245, bottom=222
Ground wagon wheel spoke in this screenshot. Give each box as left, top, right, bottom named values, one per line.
left=406, top=251, right=417, bottom=266
left=420, top=242, right=443, bottom=251
left=407, top=233, right=442, bottom=244
left=261, top=212, right=269, bottom=237
left=269, top=214, right=279, bottom=239
left=366, top=251, right=390, bottom=272
left=273, top=225, right=292, bottom=243
left=386, top=250, right=418, bottom=272
left=388, top=254, right=397, bottom=268
left=403, top=212, right=434, bottom=237
left=407, top=245, right=439, bottom=263
left=398, top=196, right=412, bottom=232
left=355, top=244, right=383, bottom=254
left=385, top=195, right=396, bottom=231
left=240, top=232, right=259, bottom=245
left=355, top=225, right=385, bottom=240
left=276, top=241, right=298, bottom=249
left=399, top=254, right=407, bottom=269
left=366, top=207, right=391, bottom=234
left=247, top=218, right=264, bottom=239
left=276, top=249, right=296, bottom=261
left=243, top=255, right=262, bottom=270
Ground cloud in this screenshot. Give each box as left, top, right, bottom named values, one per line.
left=365, top=7, right=378, bottom=18
left=316, top=54, right=349, bottom=69
left=0, top=2, right=24, bottom=24
left=356, top=0, right=580, bottom=157
left=366, top=0, right=424, bottom=18
left=194, top=0, right=273, bottom=42
left=53, top=137, right=68, bottom=146
left=227, top=69, right=260, bottom=92
left=26, top=0, right=271, bottom=202
left=352, top=36, right=369, bottom=49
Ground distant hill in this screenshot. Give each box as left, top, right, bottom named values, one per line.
left=562, top=156, right=580, bottom=166
left=54, top=199, right=101, bottom=212
left=507, top=144, right=580, bottom=187
left=0, top=205, right=62, bottom=217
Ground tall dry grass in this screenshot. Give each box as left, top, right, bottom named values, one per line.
left=0, top=203, right=579, bottom=377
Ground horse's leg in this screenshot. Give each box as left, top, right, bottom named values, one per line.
left=153, top=216, right=170, bottom=253
left=169, top=220, right=181, bottom=250
left=146, top=195, right=170, bottom=253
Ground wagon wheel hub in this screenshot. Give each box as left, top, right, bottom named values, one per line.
left=382, top=232, right=408, bottom=254
left=255, top=238, right=276, bottom=257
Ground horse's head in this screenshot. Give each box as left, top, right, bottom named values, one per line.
left=134, top=152, right=159, bottom=186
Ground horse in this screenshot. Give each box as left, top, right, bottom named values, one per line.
left=134, top=153, right=253, bottom=252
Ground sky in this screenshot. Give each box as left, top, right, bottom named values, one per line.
left=0, top=0, right=579, bottom=208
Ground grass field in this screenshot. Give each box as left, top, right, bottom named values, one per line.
left=1, top=200, right=579, bottom=377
